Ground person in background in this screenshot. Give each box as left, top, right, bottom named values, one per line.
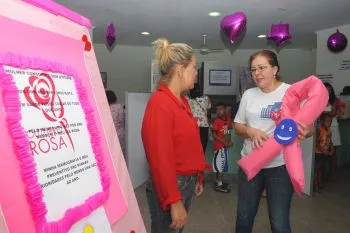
left=234, top=50, right=313, bottom=233
left=212, top=103, right=232, bottom=193
left=314, top=113, right=334, bottom=192
left=323, top=82, right=342, bottom=178
left=106, top=90, right=125, bottom=157
left=188, top=84, right=211, bottom=153
left=141, top=38, right=208, bottom=233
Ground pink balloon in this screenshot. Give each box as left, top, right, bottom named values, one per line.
left=267, top=22, right=292, bottom=47
left=220, top=12, right=247, bottom=43
left=106, top=23, right=116, bottom=47
left=237, top=76, right=329, bottom=195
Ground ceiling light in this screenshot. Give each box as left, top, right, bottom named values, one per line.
left=257, top=34, right=267, bottom=38
left=208, top=12, right=221, bottom=17
left=141, top=31, right=151, bottom=35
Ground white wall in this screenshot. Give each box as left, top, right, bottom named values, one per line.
left=316, top=24, right=350, bottom=95
left=94, top=44, right=316, bottom=103
left=196, top=49, right=316, bottom=85
left=94, top=44, right=153, bottom=104
left=125, top=92, right=150, bottom=188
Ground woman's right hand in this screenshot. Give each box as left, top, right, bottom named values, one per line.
left=169, top=200, right=188, bottom=229
left=246, top=127, right=269, bottom=149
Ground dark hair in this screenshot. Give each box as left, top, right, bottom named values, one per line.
left=215, top=102, right=226, bottom=108
left=189, top=83, right=202, bottom=98
left=319, top=112, right=332, bottom=125
left=323, top=82, right=336, bottom=105
left=249, top=50, right=281, bottom=80
left=106, top=90, right=117, bottom=104
left=341, top=86, right=350, bottom=95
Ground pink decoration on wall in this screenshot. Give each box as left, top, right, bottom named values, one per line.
left=82, top=34, right=92, bottom=51
left=23, top=0, right=92, bottom=28
left=267, top=22, right=292, bottom=47
left=237, top=76, right=329, bottom=194
left=0, top=53, right=110, bottom=233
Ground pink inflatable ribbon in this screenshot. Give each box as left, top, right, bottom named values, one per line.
left=237, top=76, right=329, bottom=195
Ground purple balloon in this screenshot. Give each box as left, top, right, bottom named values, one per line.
left=106, top=23, right=116, bottom=47
left=267, top=23, right=292, bottom=47
left=106, top=35, right=116, bottom=47
left=220, top=12, right=247, bottom=43
left=327, top=30, right=348, bottom=53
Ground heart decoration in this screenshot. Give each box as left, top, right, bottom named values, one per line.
left=220, top=12, right=247, bottom=43
left=82, top=34, right=92, bottom=51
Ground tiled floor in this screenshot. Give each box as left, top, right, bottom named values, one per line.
left=135, top=169, right=350, bottom=233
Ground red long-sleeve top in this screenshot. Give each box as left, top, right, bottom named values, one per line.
left=141, top=83, right=208, bottom=210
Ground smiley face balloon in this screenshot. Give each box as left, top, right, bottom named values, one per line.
left=274, top=118, right=298, bottom=145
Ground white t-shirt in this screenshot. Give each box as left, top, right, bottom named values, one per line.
left=234, top=83, right=290, bottom=168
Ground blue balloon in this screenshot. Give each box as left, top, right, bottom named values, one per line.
left=274, top=118, right=298, bottom=145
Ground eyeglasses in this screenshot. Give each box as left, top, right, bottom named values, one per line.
left=250, top=65, right=269, bottom=74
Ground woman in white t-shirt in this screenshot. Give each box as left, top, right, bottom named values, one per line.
left=188, top=86, right=211, bottom=152
left=234, top=50, right=313, bottom=233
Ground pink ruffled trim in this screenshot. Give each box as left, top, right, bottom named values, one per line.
left=22, top=0, right=92, bottom=28
left=0, top=52, right=110, bottom=233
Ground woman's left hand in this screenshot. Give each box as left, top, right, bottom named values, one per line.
left=194, top=182, right=204, bottom=197
left=296, top=121, right=313, bottom=140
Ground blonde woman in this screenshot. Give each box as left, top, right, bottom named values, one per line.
left=142, top=38, right=208, bottom=233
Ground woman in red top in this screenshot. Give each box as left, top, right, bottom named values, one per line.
left=142, top=38, right=208, bottom=233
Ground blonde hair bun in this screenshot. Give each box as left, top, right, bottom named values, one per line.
left=152, top=38, right=169, bottom=49
left=152, top=38, right=194, bottom=79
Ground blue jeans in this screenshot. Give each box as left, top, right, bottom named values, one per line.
left=146, top=174, right=198, bottom=233
left=235, top=165, right=294, bottom=233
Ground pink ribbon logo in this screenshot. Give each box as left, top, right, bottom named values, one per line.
left=23, top=73, right=75, bottom=151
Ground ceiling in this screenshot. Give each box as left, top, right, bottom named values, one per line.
left=55, top=0, right=350, bottom=50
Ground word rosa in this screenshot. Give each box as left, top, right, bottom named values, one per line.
left=30, top=135, right=68, bottom=155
